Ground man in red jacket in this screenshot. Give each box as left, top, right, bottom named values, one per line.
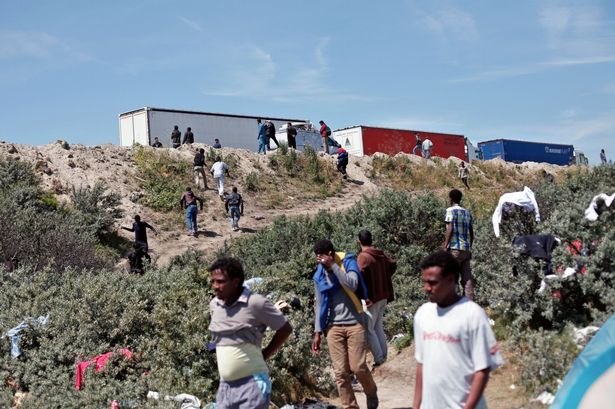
left=357, top=230, right=397, bottom=367
left=319, top=120, right=330, bottom=154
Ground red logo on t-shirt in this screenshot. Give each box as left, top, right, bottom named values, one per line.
left=423, top=331, right=461, bottom=343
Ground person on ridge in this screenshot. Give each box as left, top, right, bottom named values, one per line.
left=171, top=125, right=181, bottom=148
left=264, top=120, right=279, bottom=150
left=286, top=122, right=297, bottom=149
left=422, top=137, right=433, bottom=159
left=458, top=161, right=470, bottom=189
left=257, top=119, right=267, bottom=155
left=213, top=138, right=222, bottom=149
left=413, top=133, right=422, bottom=156
left=319, top=120, right=332, bottom=154
left=225, top=186, right=244, bottom=232
left=151, top=137, right=163, bottom=148
left=337, top=147, right=349, bottom=179
left=311, top=239, right=379, bottom=409
left=357, top=230, right=396, bottom=367
left=183, top=127, right=194, bottom=145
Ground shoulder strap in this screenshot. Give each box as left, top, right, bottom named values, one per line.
left=334, top=252, right=363, bottom=314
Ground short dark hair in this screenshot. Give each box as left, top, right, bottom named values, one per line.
left=314, top=239, right=335, bottom=255
left=319, top=120, right=324, bottom=124
left=186, top=187, right=192, bottom=192
left=199, top=148, right=205, bottom=154
left=419, top=251, right=460, bottom=281
left=358, top=230, right=373, bottom=246
left=134, top=214, right=141, bottom=221
left=215, top=156, right=221, bottom=162
left=174, top=125, right=178, bottom=129
left=257, top=119, right=262, bottom=123
left=187, top=127, right=191, bottom=131
left=232, top=186, right=238, bottom=193
left=209, top=256, right=245, bottom=284
left=449, top=189, right=463, bottom=204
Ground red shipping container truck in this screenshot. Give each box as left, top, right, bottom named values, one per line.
left=332, top=125, right=467, bottom=161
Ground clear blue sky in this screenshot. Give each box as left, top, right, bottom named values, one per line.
left=2, top=1, right=614, bottom=163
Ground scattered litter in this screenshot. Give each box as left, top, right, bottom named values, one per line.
left=537, top=268, right=577, bottom=294
left=147, top=391, right=202, bottom=409
left=533, top=390, right=555, bottom=405
left=4, top=315, right=50, bottom=358
left=573, top=326, right=600, bottom=346
left=390, top=333, right=406, bottom=342
left=244, top=277, right=264, bottom=289
left=584, top=192, right=615, bottom=221
left=492, top=186, right=540, bottom=237
left=75, top=348, right=133, bottom=390
left=509, top=384, right=516, bottom=390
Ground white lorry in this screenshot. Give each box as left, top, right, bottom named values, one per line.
left=119, top=107, right=305, bottom=150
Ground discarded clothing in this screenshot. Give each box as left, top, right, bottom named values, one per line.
left=537, top=268, right=576, bottom=294
left=75, top=348, right=133, bottom=390
left=244, top=277, right=264, bottom=290
left=172, top=393, right=202, bottom=409
left=4, top=315, right=50, bottom=358
left=492, top=186, right=540, bottom=237
left=513, top=234, right=559, bottom=275
left=584, top=192, right=615, bottom=221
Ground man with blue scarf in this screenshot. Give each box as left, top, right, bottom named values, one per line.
left=311, top=239, right=379, bottom=409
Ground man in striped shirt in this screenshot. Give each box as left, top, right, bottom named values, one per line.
left=442, top=189, right=474, bottom=299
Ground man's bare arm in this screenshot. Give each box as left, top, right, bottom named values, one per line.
left=262, top=322, right=292, bottom=360
left=463, top=367, right=490, bottom=409
left=413, top=363, right=423, bottom=409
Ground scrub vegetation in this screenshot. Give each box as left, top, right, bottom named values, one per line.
left=2, top=150, right=615, bottom=406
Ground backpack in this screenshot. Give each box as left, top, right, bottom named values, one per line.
left=227, top=193, right=242, bottom=207
left=326, top=126, right=332, bottom=137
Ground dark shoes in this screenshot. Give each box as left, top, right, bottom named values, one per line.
left=367, top=395, right=379, bottom=409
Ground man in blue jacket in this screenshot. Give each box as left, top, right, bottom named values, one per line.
left=311, top=239, right=379, bottom=409
left=257, top=119, right=267, bottom=155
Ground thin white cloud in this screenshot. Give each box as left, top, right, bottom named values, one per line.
left=377, top=116, right=463, bottom=132
left=203, top=38, right=373, bottom=103
left=418, top=5, right=479, bottom=43
left=0, top=30, right=72, bottom=59
left=178, top=16, right=203, bottom=32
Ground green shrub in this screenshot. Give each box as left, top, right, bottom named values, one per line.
left=244, top=171, right=260, bottom=192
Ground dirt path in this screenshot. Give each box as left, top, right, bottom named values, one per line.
left=326, top=345, right=534, bottom=409
left=132, top=156, right=378, bottom=266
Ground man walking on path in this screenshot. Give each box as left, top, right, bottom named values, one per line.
left=443, top=188, right=474, bottom=299
left=413, top=251, right=502, bottom=409
left=311, top=239, right=379, bottom=409
left=193, top=148, right=208, bottom=189
left=357, top=230, right=396, bottom=367
left=225, top=186, right=244, bottom=232
left=121, top=214, right=157, bottom=253
left=286, top=122, right=297, bottom=149
left=413, top=133, right=422, bottom=156
left=422, top=137, right=433, bottom=159
left=210, top=156, right=230, bottom=199
left=264, top=120, right=279, bottom=150
left=209, top=257, right=292, bottom=409
left=319, top=120, right=331, bottom=154
left=179, top=187, right=203, bottom=237
left=257, top=119, right=267, bottom=155
left=171, top=125, right=181, bottom=148
left=458, top=161, right=470, bottom=189
left=183, top=127, right=194, bottom=145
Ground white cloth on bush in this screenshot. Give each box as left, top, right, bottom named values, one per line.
left=537, top=268, right=577, bottom=294
left=584, top=192, right=615, bottom=221
left=492, top=186, right=540, bottom=237
left=172, top=393, right=201, bottom=409
left=4, top=315, right=50, bottom=358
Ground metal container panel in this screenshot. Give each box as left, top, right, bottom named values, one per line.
left=332, top=127, right=364, bottom=157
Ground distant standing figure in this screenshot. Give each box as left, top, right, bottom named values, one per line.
left=357, top=230, right=396, bottom=367
left=151, top=137, right=163, bottom=148
left=127, top=241, right=151, bottom=275
left=422, top=137, right=433, bottom=159
left=443, top=189, right=474, bottom=299
left=413, top=251, right=502, bottom=409
left=183, top=127, right=194, bottom=145
left=413, top=133, right=422, bottom=156
left=319, top=120, right=331, bottom=154
left=265, top=120, right=279, bottom=150
left=458, top=161, right=470, bottom=189
left=193, top=148, right=208, bottom=189
left=337, top=147, right=349, bottom=179
left=171, top=125, right=181, bottom=148
left=600, top=148, right=607, bottom=165
left=286, top=122, right=297, bottom=149
left=213, top=138, right=222, bottom=149
left=257, top=119, right=267, bottom=155
left=225, top=186, right=244, bottom=231
left=121, top=214, right=157, bottom=253
left=210, top=156, right=230, bottom=198
left=179, top=187, right=203, bottom=237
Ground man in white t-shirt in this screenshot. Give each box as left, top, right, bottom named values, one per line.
left=421, top=138, right=433, bottom=159
left=210, top=156, right=230, bottom=199
left=413, top=251, right=503, bottom=409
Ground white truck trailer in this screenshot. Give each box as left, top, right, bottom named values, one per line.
left=119, top=107, right=305, bottom=150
